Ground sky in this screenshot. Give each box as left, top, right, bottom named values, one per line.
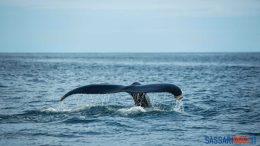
left=0, top=0, right=260, bottom=52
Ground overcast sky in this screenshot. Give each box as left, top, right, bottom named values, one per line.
left=0, top=0, right=260, bottom=52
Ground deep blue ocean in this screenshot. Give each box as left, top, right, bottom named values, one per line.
left=0, top=53, right=259, bottom=146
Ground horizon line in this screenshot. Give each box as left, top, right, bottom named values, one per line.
left=0, top=51, right=259, bottom=54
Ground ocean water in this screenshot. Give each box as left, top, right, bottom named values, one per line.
left=0, top=53, right=259, bottom=146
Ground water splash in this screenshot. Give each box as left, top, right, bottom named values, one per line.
left=42, top=101, right=90, bottom=113
left=117, top=106, right=146, bottom=116
left=173, top=99, right=184, bottom=113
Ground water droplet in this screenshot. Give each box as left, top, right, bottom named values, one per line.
left=174, top=99, right=184, bottom=113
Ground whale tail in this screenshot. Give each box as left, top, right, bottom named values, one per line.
left=60, top=82, right=182, bottom=108
left=130, top=92, right=151, bottom=107
left=128, top=82, right=151, bottom=107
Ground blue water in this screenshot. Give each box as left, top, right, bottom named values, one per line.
left=0, top=53, right=259, bottom=146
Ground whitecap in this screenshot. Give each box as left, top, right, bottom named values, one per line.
left=117, top=106, right=146, bottom=116
left=41, top=107, right=71, bottom=113
left=41, top=104, right=95, bottom=113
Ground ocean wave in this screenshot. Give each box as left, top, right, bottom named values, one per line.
left=0, top=83, right=7, bottom=88
left=63, top=117, right=99, bottom=124
left=117, top=106, right=148, bottom=116
left=0, top=104, right=186, bottom=124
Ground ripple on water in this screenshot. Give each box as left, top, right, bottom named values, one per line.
left=1, top=53, right=259, bottom=146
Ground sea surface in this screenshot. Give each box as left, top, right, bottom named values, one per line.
left=0, top=53, right=259, bottom=146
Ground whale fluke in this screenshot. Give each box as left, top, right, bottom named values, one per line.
left=60, top=82, right=183, bottom=108
left=60, top=84, right=125, bottom=101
